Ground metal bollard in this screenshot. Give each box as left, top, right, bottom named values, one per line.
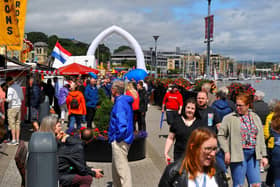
left=26, top=132, right=58, bottom=187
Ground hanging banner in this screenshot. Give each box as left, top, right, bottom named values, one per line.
left=8, top=0, right=28, bottom=50
left=0, top=0, right=20, bottom=46
left=205, top=15, right=214, bottom=40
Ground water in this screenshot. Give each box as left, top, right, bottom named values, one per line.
left=217, top=80, right=280, bottom=103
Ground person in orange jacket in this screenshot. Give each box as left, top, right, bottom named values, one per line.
left=66, top=81, right=86, bottom=129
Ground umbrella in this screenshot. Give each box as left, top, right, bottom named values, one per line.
left=123, top=68, right=148, bottom=82
left=89, top=72, right=98, bottom=79
left=160, top=112, right=164, bottom=129
left=59, top=63, right=99, bottom=75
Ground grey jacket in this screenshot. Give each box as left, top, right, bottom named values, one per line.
left=218, top=111, right=267, bottom=162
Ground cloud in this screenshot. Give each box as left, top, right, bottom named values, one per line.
left=25, top=0, right=280, bottom=61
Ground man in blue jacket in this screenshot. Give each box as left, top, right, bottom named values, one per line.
left=84, top=73, right=99, bottom=128
left=109, top=80, right=134, bottom=187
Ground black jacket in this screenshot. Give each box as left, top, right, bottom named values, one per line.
left=253, top=100, right=269, bottom=125
left=57, top=137, right=95, bottom=186
left=158, top=159, right=228, bottom=187
left=26, top=84, right=41, bottom=109
left=138, top=88, right=148, bottom=112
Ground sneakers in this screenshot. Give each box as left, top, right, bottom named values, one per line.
left=7, top=140, right=18, bottom=145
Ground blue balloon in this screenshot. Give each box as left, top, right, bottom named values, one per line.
left=123, top=69, right=148, bottom=82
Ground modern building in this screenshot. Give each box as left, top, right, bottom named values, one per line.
left=111, top=48, right=168, bottom=73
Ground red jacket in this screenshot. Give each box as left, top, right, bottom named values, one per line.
left=125, top=90, right=139, bottom=111
left=66, top=91, right=86, bottom=115
left=162, top=91, right=183, bottom=111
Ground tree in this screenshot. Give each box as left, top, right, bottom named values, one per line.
left=27, top=32, right=48, bottom=44
left=94, top=44, right=111, bottom=63
left=27, top=31, right=90, bottom=56
left=47, top=35, right=59, bottom=55
left=113, top=45, right=132, bottom=54
left=122, top=59, right=136, bottom=68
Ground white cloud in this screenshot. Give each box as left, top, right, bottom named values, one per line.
left=24, top=0, right=280, bottom=61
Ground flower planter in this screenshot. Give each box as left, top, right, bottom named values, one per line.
left=84, top=137, right=146, bottom=162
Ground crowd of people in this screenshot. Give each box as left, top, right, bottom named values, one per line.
left=1, top=73, right=280, bottom=186
left=0, top=73, right=151, bottom=187
left=160, top=82, right=279, bottom=187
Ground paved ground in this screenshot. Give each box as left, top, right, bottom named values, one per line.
left=0, top=105, right=267, bottom=186
left=0, top=105, right=170, bottom=187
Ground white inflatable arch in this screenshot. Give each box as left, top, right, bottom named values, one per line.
left=87, top=25, right=146, bottom=71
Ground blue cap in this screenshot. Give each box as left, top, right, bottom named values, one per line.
left=89, top=72, right=98, bottom=79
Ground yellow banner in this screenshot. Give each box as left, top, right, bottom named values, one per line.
left=0, top=0, right=20, bottom=46
left=8, top=0, right=28, bottom=50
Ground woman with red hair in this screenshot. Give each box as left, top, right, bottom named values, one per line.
left=159, top=127, right=228, bottom=187
left=218, top=93, right=267, bottom=187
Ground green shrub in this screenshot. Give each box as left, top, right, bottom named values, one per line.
left=93, top=89, right=113, bottom=131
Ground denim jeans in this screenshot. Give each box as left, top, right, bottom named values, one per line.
left=230, top=148, right=261, bottom=187
left=271, top=145, right=280, bottom=187
left=216, top=150, right=227, bottom=173
left=68, top=114, right=83, bottom=129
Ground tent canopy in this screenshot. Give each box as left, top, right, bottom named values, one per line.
left=58, top=63, right=99, bottom=75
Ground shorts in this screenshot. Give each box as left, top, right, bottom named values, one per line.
left=8, top=107, right=21, bottom=130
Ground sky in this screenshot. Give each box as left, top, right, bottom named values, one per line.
left=25, top=0, right=280, bottom=62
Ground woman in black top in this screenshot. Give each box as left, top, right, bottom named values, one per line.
left=164, top=98, right=202, bottom=163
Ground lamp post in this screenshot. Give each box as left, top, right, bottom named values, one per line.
left=149, top=47, right=153, bottom=74
left=153, top=36, right=159, bottom=78
left=206, top=0, right=212, bottom=79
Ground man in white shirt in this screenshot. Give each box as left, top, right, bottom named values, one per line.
left=6, top=77, right=24, bottom=145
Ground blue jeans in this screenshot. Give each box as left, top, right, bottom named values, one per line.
left=68, top=114, right=83, bottom=129
left=230, top=149, right=261, bottom=187
left=216, top=150, right=227, bottom=173
left=271, top=145, right=280, bottom=187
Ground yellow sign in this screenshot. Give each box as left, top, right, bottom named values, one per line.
left=0, top=0, right=20, bottom=46
left=8, top=0, right=28, bottom=50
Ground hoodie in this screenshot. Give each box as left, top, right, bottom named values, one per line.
left=66, top=91, right=86, bottom=116
left=109, top=95, right=134, bottom=144
left=162, top=90, right=183, bottom=111
left=211, top=99, right=232, bottom=119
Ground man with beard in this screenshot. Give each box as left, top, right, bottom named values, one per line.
left=196, top=91, right=221, bottom=132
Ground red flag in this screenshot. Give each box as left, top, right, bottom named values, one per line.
left=205, top=15, right=214, bottom=40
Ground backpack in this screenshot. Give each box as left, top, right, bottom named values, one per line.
left=70, top=95, right=79, bottom=109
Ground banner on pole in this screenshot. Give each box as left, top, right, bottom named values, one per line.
left=0, top=0, right=20, bottom=46
left=8, top=0, right=28, bottom=50
left=204, top=15, right=214, bottom=40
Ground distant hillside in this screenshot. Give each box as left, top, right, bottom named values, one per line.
left=26, top=32, right=111, bottom=62
left=26, top=32, right=89, bottom=56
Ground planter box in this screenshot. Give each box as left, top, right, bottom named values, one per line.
left=85, top=137, right=146, bottom=162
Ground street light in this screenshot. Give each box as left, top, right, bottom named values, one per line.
left=206, top=0, right=212, bottom=79
left=153, top=35, right=159, bottom=78
left=149, top=47, right=153, bottom=73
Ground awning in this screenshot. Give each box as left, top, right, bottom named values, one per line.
left=58, top=63, right=99, bottom=75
